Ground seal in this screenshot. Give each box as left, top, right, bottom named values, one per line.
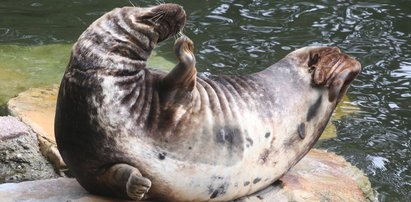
left=55, top=3, right=361, bottom=201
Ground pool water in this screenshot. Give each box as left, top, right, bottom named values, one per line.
left=0, top=0, right=410, bottom=201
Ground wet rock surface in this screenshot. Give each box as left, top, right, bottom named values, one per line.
left=0, top=116, right=58, bottom=183
left=237, top=149, right=378, bottom=202
left=0, top=178, right=135, bottom=202
left=0, top=149, right=377, bottom=202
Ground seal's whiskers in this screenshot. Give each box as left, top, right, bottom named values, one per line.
left=156, top=0, right=166, bottom=6
left=128, top=0, right=136, bottom=7
left=153, top=12, right=165, bottom=20
left=152, top=11, right=166, bottom=24
left=157, top=12, right=168, bottom=24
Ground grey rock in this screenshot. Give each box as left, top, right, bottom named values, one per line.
left=0, top=116, right=58, bottom=183
left=0, top=149, right=378, bottom=202
left=0, top=178, right=136, bottom=202
left=0, top=115, right=30, bottom=139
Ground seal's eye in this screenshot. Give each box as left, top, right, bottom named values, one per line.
left=141, top=15, right=151, bottom=21
left=137, top=13, right=154, bottom=24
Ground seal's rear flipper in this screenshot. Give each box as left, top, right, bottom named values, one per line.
left=99, top=163, right=151, bottom=200
left=160, top=36, right=197, bottom=105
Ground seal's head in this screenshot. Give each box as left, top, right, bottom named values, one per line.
left=286, top=46, right=361, bottom=103
left=71, top=3, right=186, bottom=72
left=114, top=4, right=186, bottom=43
left=145, top=4, right=186, bottom=42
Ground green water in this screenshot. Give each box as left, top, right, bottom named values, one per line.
left=0, top=0, right=410, bottom=201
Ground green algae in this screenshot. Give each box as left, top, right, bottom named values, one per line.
left=321, top=95, right=360, bottom=139
left=0, top=44, right=175, bottom=107
left=0, top=44, right=72, bottom=106
left=148, top=50, right=176, bottom=71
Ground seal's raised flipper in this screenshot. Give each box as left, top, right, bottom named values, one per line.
left=160, top=36, right=197, bottom=105
left=100, top=164, right=151, bottom=200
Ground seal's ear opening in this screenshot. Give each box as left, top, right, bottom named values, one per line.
left=138, top=13, right=154, bottom=23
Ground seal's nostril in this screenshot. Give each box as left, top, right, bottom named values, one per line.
left=308, top=65, right=316, bottom=73
left=308, top=54, right=319, bottom=67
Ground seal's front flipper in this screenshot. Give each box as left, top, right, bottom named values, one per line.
left=160, top=36, right=197, bottom=106
left=100, top=163, right=151, bottom=200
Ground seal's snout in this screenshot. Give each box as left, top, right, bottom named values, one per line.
left=304, top=47, right=361, bottom=103
left=151, top=3, right=186, bottom=42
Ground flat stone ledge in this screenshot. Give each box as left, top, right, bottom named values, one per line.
left=0, top=149, right=377, bottom=202
left=0, top=178, right=135, bottom=202
left=237, top=149, right=378, bottom=202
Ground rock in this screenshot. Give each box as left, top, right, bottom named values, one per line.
left=237, top=149, right=378, bottom=202
left=0, top=178, right=135, bottom=202
left=7, top=85, right=66, bottom=170
left=0, top=149, right=377, bottom=202
left=0, top=116, right=58, bottom=183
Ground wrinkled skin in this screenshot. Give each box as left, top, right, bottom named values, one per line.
left=55, top=3, right=361, bottom=201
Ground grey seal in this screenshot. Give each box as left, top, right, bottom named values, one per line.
left=55, top=3, right=361, bottom=201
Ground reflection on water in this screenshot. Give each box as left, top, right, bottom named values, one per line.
left=0, top=0, right=410, bottom=201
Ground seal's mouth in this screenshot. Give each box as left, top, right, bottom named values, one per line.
left=306, top=47, right=361, bottom=103
left=139, top=4, right=187, bottom=42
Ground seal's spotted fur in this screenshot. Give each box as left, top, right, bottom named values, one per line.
left=55, top=3, right=361, bottom=201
